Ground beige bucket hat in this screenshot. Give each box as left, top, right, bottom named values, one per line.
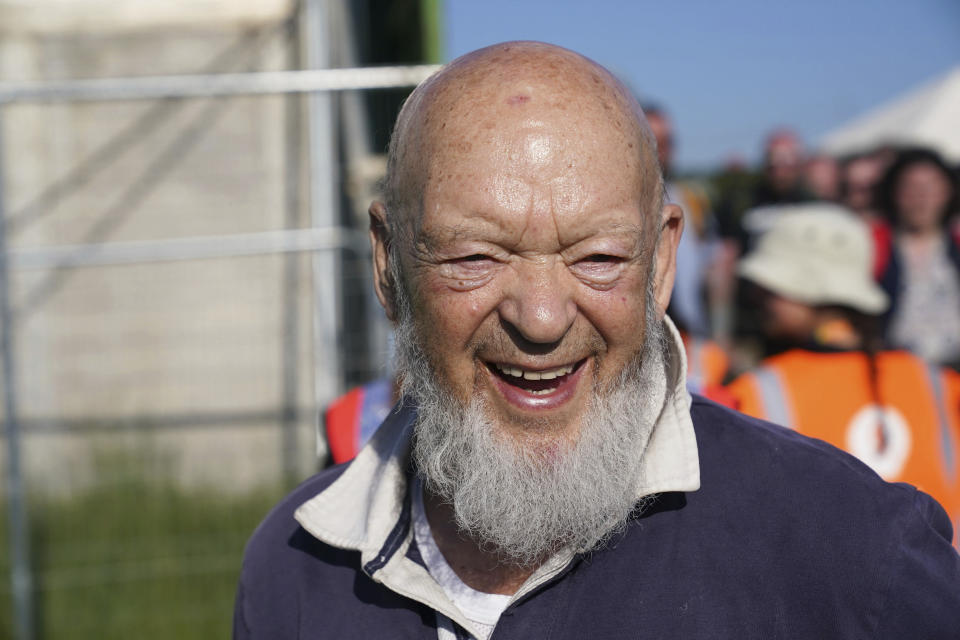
left=737, top=203, right=889, bottom=314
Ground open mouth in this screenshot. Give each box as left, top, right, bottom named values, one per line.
left=489, top=359, right=586, bottom=396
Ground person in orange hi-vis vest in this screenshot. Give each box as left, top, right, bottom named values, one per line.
left=726, top=203, right=960, bottom=542
left=680, top=330, right=734, bottom=406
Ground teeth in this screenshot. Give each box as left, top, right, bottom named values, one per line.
left=495, top=363, right=574, bottom=379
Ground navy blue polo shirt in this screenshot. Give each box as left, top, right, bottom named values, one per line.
left=235, top=396, right=960, bottom=639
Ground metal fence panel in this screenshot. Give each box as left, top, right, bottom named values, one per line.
left=0, top=9, right=436, bottom=636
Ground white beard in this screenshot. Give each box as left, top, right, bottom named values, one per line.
left=393, top=283, right=668, bottom=567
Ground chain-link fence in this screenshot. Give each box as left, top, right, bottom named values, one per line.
left=0, top=2, right=438, bottom=637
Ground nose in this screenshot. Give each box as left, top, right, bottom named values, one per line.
left=498, top=259, right=577, bottom=345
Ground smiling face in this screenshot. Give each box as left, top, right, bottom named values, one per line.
left=372, top=43, right=681, bottom=451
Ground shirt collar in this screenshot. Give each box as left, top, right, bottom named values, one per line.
left=295, top=314, right=701, bottom=556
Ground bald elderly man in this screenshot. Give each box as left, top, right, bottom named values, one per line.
left=234, top=43, right=960, bottom=639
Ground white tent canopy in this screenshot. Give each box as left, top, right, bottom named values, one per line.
left=819, top=65, right=960, bottom=164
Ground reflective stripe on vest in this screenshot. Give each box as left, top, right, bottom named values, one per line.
left=359, top=378, right=394, bottom=448
left=687, top=339, right=704, bottom=389
left=925, top=363, right=957, bottom=482
left=753, top=365, right=795, bottom=428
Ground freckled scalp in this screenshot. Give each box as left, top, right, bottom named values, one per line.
left=383, top=41, right=663, bottom=262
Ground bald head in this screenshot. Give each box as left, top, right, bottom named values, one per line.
left=380, top=42, right=663, bottom=253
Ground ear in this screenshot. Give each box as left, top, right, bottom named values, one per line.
left=652, top=203, right=684, bottom=317
left=369, top=201, right=398, bottom=321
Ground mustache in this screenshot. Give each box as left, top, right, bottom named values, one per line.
left=469, top=320, right=609, bottom=366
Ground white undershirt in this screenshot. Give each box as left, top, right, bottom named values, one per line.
left=412, top=476, right=512, bottom=640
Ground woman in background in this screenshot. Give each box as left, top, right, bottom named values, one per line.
left=876, top=148, right=960, bottom=370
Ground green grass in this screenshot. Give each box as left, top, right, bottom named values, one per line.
left=1, top=452, right=286, bottom=639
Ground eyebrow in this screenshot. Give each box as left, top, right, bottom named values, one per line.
left=415, top=224, right=479, bottom=249
left=414, top=222, right=649, bottom=261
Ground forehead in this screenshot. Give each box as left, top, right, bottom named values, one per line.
left=901, top=162, right=946, bottom=181
left=416, top=83, right=650, bottom=238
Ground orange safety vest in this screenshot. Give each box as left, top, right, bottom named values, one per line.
left=726, top=349, right=960, bottom=538
left=682, top=332, right=731, bottom=402
left=323, top=378, right=394, bottom=465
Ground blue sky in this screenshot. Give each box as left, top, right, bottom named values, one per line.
left=445, top=0, right=960, bottom=171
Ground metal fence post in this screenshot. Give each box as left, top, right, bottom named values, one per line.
left=303, top=0, right=344, bottom=443
left=281, top=10, right=304, bottom=483
left=0, top=104, right=35, bottom=640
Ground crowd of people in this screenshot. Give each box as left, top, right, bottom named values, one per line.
left=659, top=114, right=960, bottom=525
left=677, top=124, right=960, bottom=376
